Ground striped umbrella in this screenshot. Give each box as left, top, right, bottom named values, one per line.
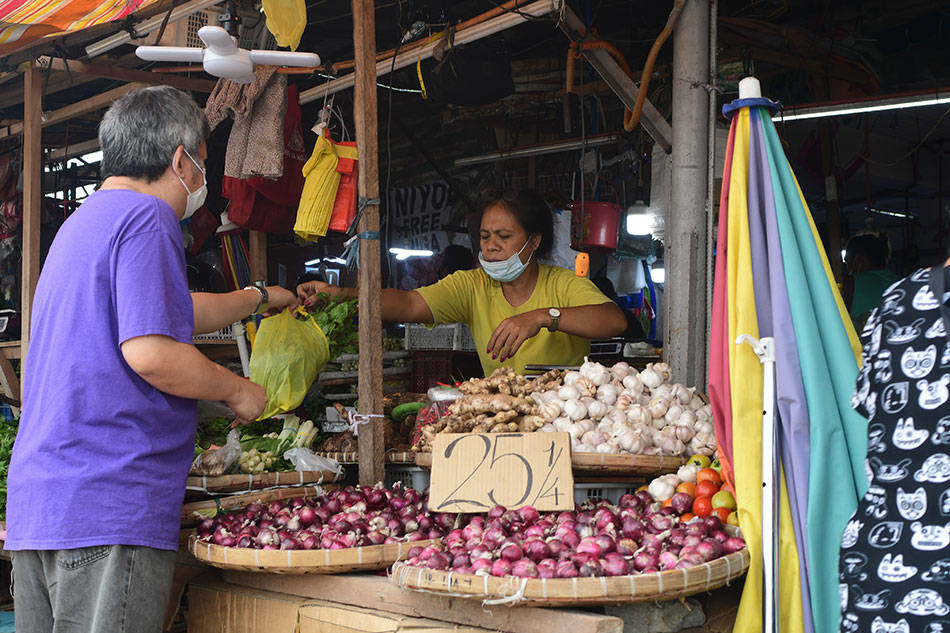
left=0, top=0, right=160, bottom=55
left=708, top=77, right=869, bottom=633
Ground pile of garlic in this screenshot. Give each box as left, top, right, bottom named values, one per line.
left=533, top=359, right=716, bottom=457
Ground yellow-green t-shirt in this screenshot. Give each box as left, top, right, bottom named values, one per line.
left=415, top=264, right=613, bottom=375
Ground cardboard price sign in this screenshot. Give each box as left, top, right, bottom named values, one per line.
left=429, top=433, right=573, bottom=513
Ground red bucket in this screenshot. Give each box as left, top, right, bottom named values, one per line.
left=570, top=201, right=621, bottom=252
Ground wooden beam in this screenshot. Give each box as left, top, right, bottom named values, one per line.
left=34, top=57, right=217, bottom=93
left=0, top=82, right=142, bottom=140
left=352, top=0, right=385, bottom=487
left=0, top=69, right=98, bottom=111
left=21, top=68, right=42, bottom=360
left=222, top=572, right=625, bottom=633
left=248, top=231, right=268, bottom=282
left=47, top=138, right=100, bottom=161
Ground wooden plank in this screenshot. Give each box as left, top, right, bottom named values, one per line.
left=0, top=83, right=141, bottom=140
left=34, top=57, right=217, bottom=93
left=220, top=572, right=625, bottom=633
left=20, top=68, right=42, bottom=361
left=0, top=348, right=21, bottom=404
left=248, top=231, right=267, bottom=282
left=416, top=451, right=685, bottom=476
left=352, top=0, right=385, bottom=487
left=47, top=138, right=100, bottom=161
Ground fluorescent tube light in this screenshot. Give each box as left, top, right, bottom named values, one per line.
left=389, top=248, right=433, bottom=261
left=651, top=267, right=665, bottom=284
left=773, top=91, right=950, bottom=122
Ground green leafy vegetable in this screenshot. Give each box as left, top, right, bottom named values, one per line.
left=304, top=294, right=359, bottom=360
left=0, top=417, right=18, bottom=520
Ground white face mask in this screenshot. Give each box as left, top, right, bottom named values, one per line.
left=175, top=148, right=207, bottom=219
left=479, top=238, right=532, bottom=283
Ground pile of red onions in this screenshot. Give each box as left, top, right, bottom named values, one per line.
left=196, top=483, right=455, bottom=550
left=404, top=492, right=746, bottom=578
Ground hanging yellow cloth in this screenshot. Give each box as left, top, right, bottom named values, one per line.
left=261, top=0, right=307, bottom=51
left=294, top=134, right=358, bottom=242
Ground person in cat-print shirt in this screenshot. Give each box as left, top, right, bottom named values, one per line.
left=839, top=255, right=950, bottom=633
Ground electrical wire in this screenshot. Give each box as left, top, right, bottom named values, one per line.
left=859, top=105, right=950, bottom=168
left=481, top=0, right=554, bottom=22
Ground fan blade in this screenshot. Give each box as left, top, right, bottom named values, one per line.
left=135, top=46, right=205, bottom=63
left=249, top=50, right=320, bottom=68
left=198, top=25, right=239, bottom=55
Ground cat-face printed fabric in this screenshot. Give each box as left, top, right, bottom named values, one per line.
left=842, top=267, right=950, bottom=632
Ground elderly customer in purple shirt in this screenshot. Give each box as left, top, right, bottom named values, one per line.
left=4, top=85, right=297, bottom=632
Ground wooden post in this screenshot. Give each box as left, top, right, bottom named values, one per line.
left=248, top=231, right=268, bottom=282
left=21, top=67, right=42, bottom=361
left=352, top=0, right=385, bottom=486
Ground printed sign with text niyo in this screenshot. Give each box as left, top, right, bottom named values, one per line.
left=429, top=433, right=573, bottom=513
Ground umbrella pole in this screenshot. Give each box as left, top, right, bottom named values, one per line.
left=737, top=334, right=780, bottom=633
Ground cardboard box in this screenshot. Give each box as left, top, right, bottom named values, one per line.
left=186, top=576, right=308, bottom=633
left=298, top=602, right=497, bottom=633
left=187, top=575, right=500, bottom=633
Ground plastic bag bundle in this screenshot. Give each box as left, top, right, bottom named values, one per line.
left=249, top=309, right=330, bottom=419
left=261, top=0, right=307, bottom=51
left=294, top=135, right=358, bottom=242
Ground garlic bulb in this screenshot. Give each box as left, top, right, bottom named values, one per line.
left=587, top=400, right=608, bottom=421
left=596, top=419, right=613, bottom=435
left=648, top=396, right=671, bottom=419
left=651, top=383, right=673, bottom=400
left=614, top=393, right=634, bottom=411
left=539, top=400, right=563, bottom=420
left=596, top=383, right=620, bottom=406
left=674, top=425, right=695, bottom=442
left=607, top=409, right=626, bottom=425
left=639, top=366, right=663, bottom=389
left=580, top=430, right=605, bottom=446
left=563, top=398, right=587, bottom=421
left=626, top=404, right=652, bottom=427
left=538, top=424, right=556, bottom=433
left=558, top=385, right=581, bottom=401
left=596, top=441, right=617, bottom=454
left=553, top=417, right=571, bottom=432
left=621, top=373, right=644, bottom=395
left=671, top=383, right=693, bottom=405
left=652, top=362, right=673, bottom=382
left=664, top=403, right=684, bottom=424
left=563, top=371, right=582, bottom=386
left=610, top=362, right=633, bottom=380
left=575, top=377, right=597, bottom=397
left=638, top=393, right=652, bottom=407
left=678, top=410, right=697, bottom=427
left=565, top=423, right=584, bottom=441
left=577, top=419, right=595, bottom=433
left=579, top=358, right=610, bottom=386
left=689, top=394, right=706, bottom=410
left=577, top=443, right=596, bottom=453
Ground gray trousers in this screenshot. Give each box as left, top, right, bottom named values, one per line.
left=11, top=545, right=176, bottom=633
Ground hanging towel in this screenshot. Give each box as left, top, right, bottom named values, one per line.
left=205, top=65, right=287, bottom=179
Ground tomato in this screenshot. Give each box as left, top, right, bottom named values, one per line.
left=712, top=507, right=731, bottom=523
left=695, top=480, right=720, bottom=498
left=679, top=512, right=696, bottom=523
left=692, top=495, right=713, bottom=518
left=676, top=482, right=697, bottom=497
left=697, top=468, right=723, bottom=486
left=712, top=489, right=737, bottom=510
left=687, top=454, right=711, bottom=469
left=636, top=484, right=649, bottom=493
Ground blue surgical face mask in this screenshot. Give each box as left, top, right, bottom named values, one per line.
left=479, top=239, right=532, bottom=282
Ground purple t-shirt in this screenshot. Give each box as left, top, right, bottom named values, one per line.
left=5, top=189, right=195, bottom=551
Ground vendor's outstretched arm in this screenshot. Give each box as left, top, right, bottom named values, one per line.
left=488, top=302, right=627, bottom=362
left=296, top=281, right=433, bottom=324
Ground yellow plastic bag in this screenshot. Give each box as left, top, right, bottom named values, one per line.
left=294, top=134, right=359, bottom=242
left=249, top=309, right=330, bottom=420
left=261, top=0, right=307, bottom=51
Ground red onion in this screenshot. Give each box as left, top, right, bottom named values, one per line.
left=670, top=493, right=693, bottom=515
left=517, top=506, right=541, bottom=524
left=289, top=497, right=306, bottom=508
left=615, top=539, right=638, bottom=556
left=722, top=537, right=746, bottom=555
left=365, top=531, right=387, bottom=545
left=710, top=529, right=729, bottom=543
left=452, top=554, right=471, bottom=569
left=594, top=508, right=619, bottom=533
left=683, top=534, right=703, bottom=547
left=578, top=558, right=603, bottom=577
left=524, top=524, right=546, bottom=540
left=300, top=535, right=319, bottom=550
left=557, top=511, right=577, bottom=524
left=555, top=560, right=579, bottom=578
left=545, top=538, right=565, bottom=559
left=198, top=518, right=215, bottom=536
left=267, top=501, right=284, bottom=515
left=488, top=506, right=507, bottom=520
left=434, top=513, right=456, bottom=531
left=633, top=551, right=658, bottom=571
left=635, top=490, right=653, bottom=506
left=366, top=488, right=386, bottom=510
left=483, top=526, right=507, bottom=547
left=537, top=558, right=558, bottom=578
left=621, top=520, right=644, bottom=542
left=280, top=538, right=298, bottom=550
left=524, top=539, right=550, bottom=563
left=677, top=546, right=704, bottom=566
left=576, top=537, right=603, bottom=558
left=658, top=550, right=679, bottom=570
left=594, top=534, right=617, bottom=554
left=698, top=538, right=723, bottom=560
left=427, top=528, right=443, bottom=540
left=403, top=489, right=422, bottom=505
left=650, top=515, right=675, bottom=532
left=685, top=522, right=708, bottom=537
left=404, top=531, right=426, bottom=542
left=455, top=566, right=475, bottom=575
left=324, top=498, right=342, bottom=515
left=560, top=529, right=581, bottom=549
left=703, top=516, right=724, bottom=531
left=462, top=523, right=483, bottom=541
left=384, top=536, right=400, bottom=544
left=427, top=553, right=450, bottom=570
left=416, top=515, right=433, bottom=532
left=491, top=559, right=512, bottom=577
left=390, top=497, right=409, bottom=511
left=602, top=554, right=630, bottom=576
left=472, top=558, right=493, bottom=574
left=511, top=559, right=539, bottom=578
left=500, top=541, right=523, bottom=562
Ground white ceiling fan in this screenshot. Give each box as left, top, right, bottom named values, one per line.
left=135, top=25, right=319, bottom=84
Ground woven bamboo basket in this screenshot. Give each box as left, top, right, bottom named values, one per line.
left=415, top=451, right=685, bottom=476
left=189, top=535, right=439, bottom=574
left=390, top=548, right=750, bottom=607
left=180, top=485, right=333, bottom=527
left=313, top=451, right=416, bottom=464
left=185, top=470, right=341, bottom=496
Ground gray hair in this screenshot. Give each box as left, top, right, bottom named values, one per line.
left=98, top=86, right=210, bottom=182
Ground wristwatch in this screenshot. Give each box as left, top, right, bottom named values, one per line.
left=244, top=281, right=269, bottom=314
left=547, top=307, right=561, bottom=332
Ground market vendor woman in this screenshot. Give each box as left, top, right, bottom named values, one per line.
left=298, top=189, right=627, bottom=374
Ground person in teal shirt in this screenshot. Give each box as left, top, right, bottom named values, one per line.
left=842, top=232, right=900, bottom=330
